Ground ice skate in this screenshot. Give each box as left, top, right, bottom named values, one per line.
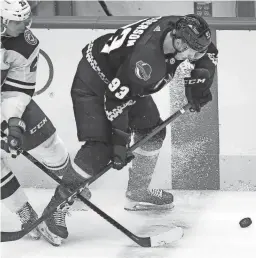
left=125, top=189, right=174, bottom=211
left=16, top=202, right=41, bottom=240
left=38, top=186, right=73, bottom=246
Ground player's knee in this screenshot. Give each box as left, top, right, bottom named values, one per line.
left=32, top=132, right=69, bottom=175
left=74, top=141, right=112, bottom=177
left=134, top=120, right=166, bottom=155
left=37, top=133, right=68, bottom=157
left=39, top=133, right=58, bottom=148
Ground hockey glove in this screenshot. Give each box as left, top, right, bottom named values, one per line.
left=112, top=128, right=134, bottom=170
left=184, top=68, right=212, bottom=112
left=3, top=117, right=26, bottom=157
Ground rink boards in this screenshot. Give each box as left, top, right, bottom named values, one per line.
left=5, top=21, right=256, bottom=191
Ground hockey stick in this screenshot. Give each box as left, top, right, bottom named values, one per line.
left=1, top=104, right=189, bottom=246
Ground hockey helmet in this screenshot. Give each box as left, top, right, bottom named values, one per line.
left=1, top=0, right=31, bottom=21
left=173, top=14, right=211, bottom=52
left=1, top=0, right=32, bottom=35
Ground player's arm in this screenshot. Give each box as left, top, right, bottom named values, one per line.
left=184, top=45, right=218, bottom=112
left=1, top=48, right=39, bottom=120
left=1, top=48, right=39, bottom=153
left=104, top=47, right=165, bottom=169
left=104, top=47, right=165, bottom=140
left=103, top=65, right=136, bottom=170
left=104, top=66, right=138, bottom=144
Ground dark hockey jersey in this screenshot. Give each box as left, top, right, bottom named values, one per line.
left=83, top=16, right=218, bottom=131
left=1, top=29, right=39, bottom=120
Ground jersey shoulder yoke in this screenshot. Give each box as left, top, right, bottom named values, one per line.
left=2, top=29, right=39, bottom=60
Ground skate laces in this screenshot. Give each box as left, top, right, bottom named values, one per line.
left=149, top=189, right=163, bottom=198
left=16, top=202, right=37, bottom=224
left=53, top=203, right=71, bottom=228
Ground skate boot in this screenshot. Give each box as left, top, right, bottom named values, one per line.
left=16, top=202, right=41, bottom=240
left=38, top=186, right=73, bottom=246
left=124, top=188, right=174, bottom=211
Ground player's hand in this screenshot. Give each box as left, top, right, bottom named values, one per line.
left=5, top=117, right=26, bottom=157
left=1, top=138, right=22, bottom=158
left=112, top=145, right=134, bottom=170
left=184, top=68, right=212, bottom=112
left=111, top=128, right=134, bottom=170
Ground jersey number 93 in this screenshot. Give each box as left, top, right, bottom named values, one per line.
left=108, top=78, right=129, bottom=99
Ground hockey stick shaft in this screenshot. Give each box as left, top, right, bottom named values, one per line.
left=1, top=104, right=189, bottom=245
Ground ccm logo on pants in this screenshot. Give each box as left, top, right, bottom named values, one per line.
left=30, top=117, right=48, bottom=134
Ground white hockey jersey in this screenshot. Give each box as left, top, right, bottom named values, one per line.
left=1, top=29, right=39, bottom=121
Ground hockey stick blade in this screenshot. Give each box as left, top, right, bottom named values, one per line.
left=149, top=227, right=184, bottom=247
left=77, top=194, right=184, bottom=247
left=1, top=185, right=86, bottom=242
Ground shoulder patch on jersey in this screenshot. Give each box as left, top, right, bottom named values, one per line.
left=2, top=30, right=39, bottom=60
left=128, top=43, right=166, bottom=89
left=24, top=30, right=38, bottom=45
left=207, top=53, right=218, bottom=66
left=135, top=60, right=152, bottom=81
left=206, top=42, right=218, bottom=66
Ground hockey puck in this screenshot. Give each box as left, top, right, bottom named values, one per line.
left=239, top=217, right=252, bottom=228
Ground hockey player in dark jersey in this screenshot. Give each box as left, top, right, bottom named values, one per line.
left=40, top=14, right=218, bottom=246
left=1, top=0, right=91, bottom=241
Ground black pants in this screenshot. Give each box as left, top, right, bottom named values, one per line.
left=1, top=99, right=56, bottom=151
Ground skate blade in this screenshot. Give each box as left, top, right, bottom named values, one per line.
left=124, top=199, right=174, bottom=211
left=150, top=227, right=184, bottom=247
left=28, top=227, right=41, bottom=240
left=38, top=222, right=64, bottom=247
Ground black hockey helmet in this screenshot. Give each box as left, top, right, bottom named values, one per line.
left=174, top=14, right=211, bottom=52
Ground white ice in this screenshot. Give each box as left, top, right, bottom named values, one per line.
left=1, top=189, right=256, bottom=258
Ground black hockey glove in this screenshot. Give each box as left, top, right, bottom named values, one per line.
left=184, top=69, right=212, bottom=112
left=112, top=128, right=134, bottom=170
left=2, top=117, right=26, bottom=157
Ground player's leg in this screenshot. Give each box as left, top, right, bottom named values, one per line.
left=21, top=99, right=91, bottom=199
left=126, top=96, right=173, bottom=211
left=21, top=99, right=69, bottom=176
left=0, top=155, right=41, bottom=239
left=0, top=101, right=43, bottom=239
left=38, top=57, right=113, bottom=246
left=16, top=99, right=90, bottom=244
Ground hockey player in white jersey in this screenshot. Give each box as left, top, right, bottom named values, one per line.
left=1, top=0, right=91, bottom=240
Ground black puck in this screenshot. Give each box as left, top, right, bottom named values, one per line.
left=239, top=217, right=252, bottom=228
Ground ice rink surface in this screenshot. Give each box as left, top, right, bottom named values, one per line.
left=1, top=189, right=256, bottom=258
